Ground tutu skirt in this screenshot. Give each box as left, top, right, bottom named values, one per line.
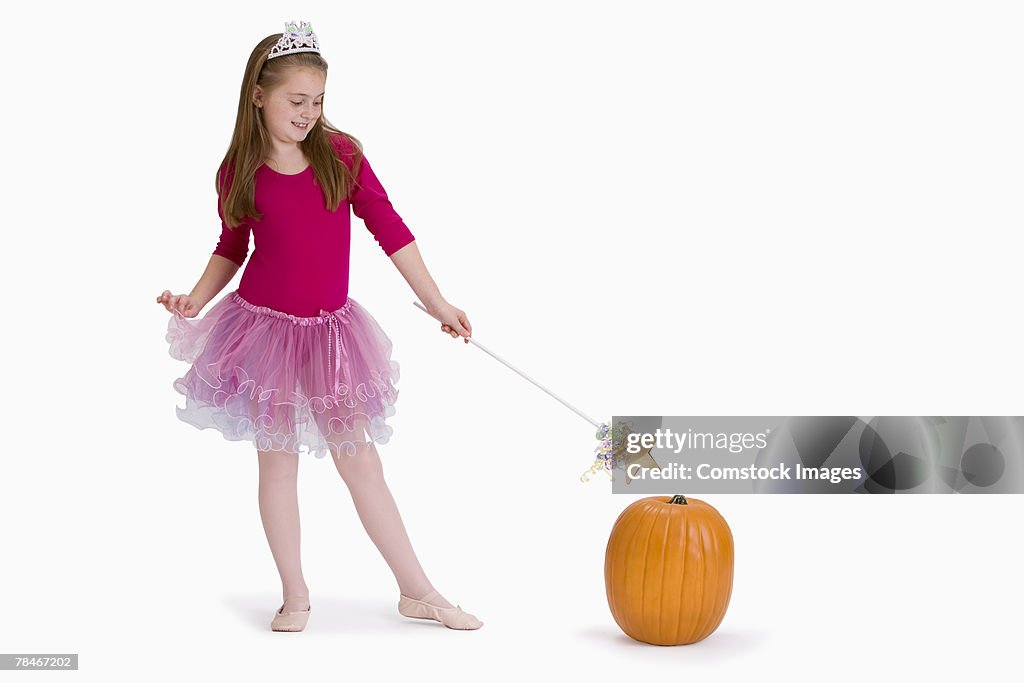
left=166, top=290, right=400, bottom=459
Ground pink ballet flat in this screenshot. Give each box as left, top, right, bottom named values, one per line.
left=271, top=595, right=311, bottom=632
left=398, top=589, right=483, bottom=630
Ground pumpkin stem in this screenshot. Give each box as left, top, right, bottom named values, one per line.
left=669, top=494, right=688, bottom=505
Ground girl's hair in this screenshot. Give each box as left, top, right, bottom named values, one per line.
left=217, top=33, right=364, bottom=229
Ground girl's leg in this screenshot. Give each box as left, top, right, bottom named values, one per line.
left=332, top=441, right=456, bottom=609
left=257, top=449, right=310, bottom=612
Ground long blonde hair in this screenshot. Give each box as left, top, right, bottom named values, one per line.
left=216, top=33, right=364, bottom=229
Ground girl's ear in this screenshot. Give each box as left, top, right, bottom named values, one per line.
left=252, top=85, right=263, bottom=107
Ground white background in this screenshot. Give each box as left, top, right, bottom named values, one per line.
left=2, top=0, right=1021, bottom=680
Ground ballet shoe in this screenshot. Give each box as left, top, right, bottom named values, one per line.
left=271, top=595, right=311, bottom=632
left=398, top=589, right=483, bottom=630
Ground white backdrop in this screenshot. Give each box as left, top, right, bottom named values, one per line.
left=2, top=0, right=1021, bottom=680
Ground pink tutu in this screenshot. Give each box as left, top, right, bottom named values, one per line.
left=166, top=290, right=400, bottom=459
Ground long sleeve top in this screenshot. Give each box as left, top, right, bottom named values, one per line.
left=212, top=132, right=415, bottom=316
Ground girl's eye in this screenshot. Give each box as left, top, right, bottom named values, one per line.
left=291, top=101, right=323, bottom=106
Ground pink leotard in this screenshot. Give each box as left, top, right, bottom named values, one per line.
left=212, top=132, right=415, bottom=316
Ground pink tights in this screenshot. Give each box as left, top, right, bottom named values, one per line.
left=256, top=442, right=455, bottom=612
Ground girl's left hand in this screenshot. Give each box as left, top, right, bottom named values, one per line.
left=433, top=301, right=472, bottom=343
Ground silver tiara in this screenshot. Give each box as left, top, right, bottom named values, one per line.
left=267, top=20, right=321, bottom=60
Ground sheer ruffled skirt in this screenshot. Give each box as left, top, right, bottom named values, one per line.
left=166, top=290, right=400, bottom=458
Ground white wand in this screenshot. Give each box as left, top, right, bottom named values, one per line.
left=412, top=301, right=599, bottom=428
left=411, top=301, right=659, bottom=482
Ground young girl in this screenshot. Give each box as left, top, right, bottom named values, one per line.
left=156, top=20, right=482, bottom=632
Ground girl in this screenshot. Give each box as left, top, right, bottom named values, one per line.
left=156, top=21, right=482, bottom=632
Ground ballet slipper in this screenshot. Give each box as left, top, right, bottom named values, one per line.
left=398, top=589, right=483, bottom=630
left=271, top=595, right=311, bottom=632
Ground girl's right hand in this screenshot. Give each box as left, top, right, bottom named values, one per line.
left=157, top=290, right=199, bottom=318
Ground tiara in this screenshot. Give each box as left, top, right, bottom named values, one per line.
left=267, top=20, right=321, bottom=60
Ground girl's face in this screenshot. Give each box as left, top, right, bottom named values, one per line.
left=254, top=67, right=326, bottom=145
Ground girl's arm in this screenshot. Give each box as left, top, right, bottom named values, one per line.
left=188, top=254, right=240, bottom=311
left=343, top=139, right=471, bottom=338
left=388, top=240, right=472, bottom=340
left=387, top=240, right=444, bottom=312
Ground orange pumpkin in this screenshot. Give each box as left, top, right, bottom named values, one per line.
left=605, top=495, right=734, bottom=645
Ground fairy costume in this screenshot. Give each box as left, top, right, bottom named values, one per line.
left=166, top=132, right=415, bottom=458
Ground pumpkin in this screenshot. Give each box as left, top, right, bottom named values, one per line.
left=604, top=495, right=734, bottom=645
